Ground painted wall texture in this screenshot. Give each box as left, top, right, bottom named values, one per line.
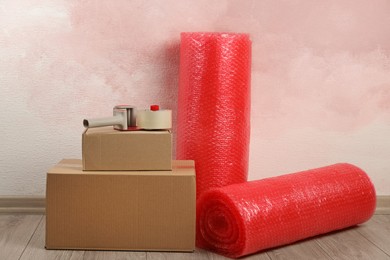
left=0, top=0, right=389, bottom=195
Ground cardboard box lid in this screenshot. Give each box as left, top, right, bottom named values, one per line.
left=49, top=159, right=194, bottom=176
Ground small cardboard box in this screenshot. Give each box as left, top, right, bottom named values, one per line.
left=82, top=127, right=172, bottom=171
left=46, top=159, right=196, bottom=251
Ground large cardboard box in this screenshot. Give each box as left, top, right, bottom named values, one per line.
left=46, top=159, right=196, bottom=251
left=82, top=127, right=172, bottom=171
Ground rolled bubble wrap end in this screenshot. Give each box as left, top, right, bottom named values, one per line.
left=196, top=163, right=376, bottom=258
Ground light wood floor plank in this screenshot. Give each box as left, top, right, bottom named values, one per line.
left=0, top=214, right=42, bottom=260
left=239, top=253, right=271, bottom=260
left=20, top=216, right=84, bottom=260
left=148, top=249, right=209, bottom=260
left=356, top=215, right=390, bottom=256
left=7, top=213, right=389, bottom=259
left=207, top=250, right=271, bottom=260
left=315, top=227, right=390, bottom=260
left=266, top=239, right=331, bottom=260
left=84, top=250, right=146, bottom=259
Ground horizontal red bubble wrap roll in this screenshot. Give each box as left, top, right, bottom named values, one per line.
left=176, top=32, right=251, bottom=198
left=197, top=163, right=376, bottom=258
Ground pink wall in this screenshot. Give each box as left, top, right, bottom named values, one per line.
left=0, top=0, right=389, bottom=195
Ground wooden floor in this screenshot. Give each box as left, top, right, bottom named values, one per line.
left=0, top=214, right=389, bottom=260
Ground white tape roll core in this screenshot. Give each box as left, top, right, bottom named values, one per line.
left=137, top=109, right=172, bottom=130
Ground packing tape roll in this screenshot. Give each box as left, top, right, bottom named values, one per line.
left=137, top=109, right=172, bottom=130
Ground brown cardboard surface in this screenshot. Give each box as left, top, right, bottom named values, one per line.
left=82, top=127, right=172, bottom=171
left=46, top=159, right=195, bottom=251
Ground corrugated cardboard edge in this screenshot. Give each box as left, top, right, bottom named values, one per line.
left=82, top=128, right=88, bottom=170
left=45, top=246, right=194, bottom=252
left=1, top=195, right=389, bottom=214
left=49, top=159, right=192, bottom=175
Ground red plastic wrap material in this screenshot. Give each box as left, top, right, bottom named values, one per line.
left=197, top=163, right=376, bottom=258
left=176, top=32, right=251, bottom=198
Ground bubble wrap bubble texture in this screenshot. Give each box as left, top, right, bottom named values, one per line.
left=176, top=32, right=251, bottom=198
left=196, top=163, right=376, bottom=258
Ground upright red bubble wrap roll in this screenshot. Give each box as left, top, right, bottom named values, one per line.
left=177, top=32, right=251, bottom=198
left=197, top=163, right=376, bottom=258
